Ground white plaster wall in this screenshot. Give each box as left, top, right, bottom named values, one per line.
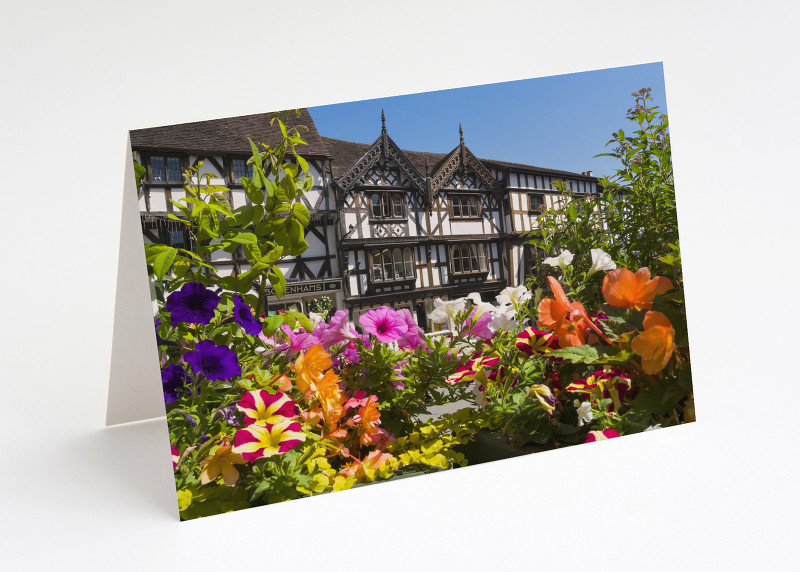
left=231, top=189, right=247, bottom=210
left=344, top=212, right=358, bottom=230
left=305, top=260, right=322, bottom=277
left=148, top=189, right=167, bottom=212
left=210, top=249, right=232, bottom=263
left=191, top=155, right=225, bottom=185
left=277, top=262, right=294, bottom=279
left=450, top=220, right=484, bottom=234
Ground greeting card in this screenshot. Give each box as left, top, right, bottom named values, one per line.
left=109, top=63, right=693, bottom=520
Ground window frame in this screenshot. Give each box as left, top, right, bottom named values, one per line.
left=369, top=191, right=407, bottom=220
left=370, top=246, right=416, bottom=283
left=147, top=154, right=183, bottom=184
left=230, top=157, right=254, bottom=184
left=528, top=192, right=545, bottom=214
left=449, top=193, right=482, bottom=219
left=450, top=243, right=489, bottom=275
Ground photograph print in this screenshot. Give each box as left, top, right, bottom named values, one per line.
left=130, top=62, right=692, bottom=520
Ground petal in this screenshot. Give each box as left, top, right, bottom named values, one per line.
left=547, top=276, right=571, bottom=309
left=602, top=268, right=639, bottom=308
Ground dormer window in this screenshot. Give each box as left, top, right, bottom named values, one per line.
left=370, top=192, right=405, bottom=219
left=149, top=156, right=182, bottom=184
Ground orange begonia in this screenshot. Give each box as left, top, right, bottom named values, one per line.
left=316, top=369, right=346, bottom=428
left=292, top=344, right=332, bottom=394
left=602, top=267, right=672, bottom=311
left=631, top=311, right=676, bottom=374
left=538, top=276, right=611, bottom=347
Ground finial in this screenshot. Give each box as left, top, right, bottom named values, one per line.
left=459, top=123, right=463, bottom=143
left=425, top=157, right=429, bottom=176
left=381, top=109, right=386, bottom=132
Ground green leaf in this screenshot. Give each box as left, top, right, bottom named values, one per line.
left=268, top=267, right=286, bottom=298
left=277, top=174, right=296, bottom=201
left=547, top=345, right=600, bottom=363
left=294, top=153, right=308, bottom=173
left=152, top=247, right=178, bottom=279
left=261, top=314, right=283, bottom=336
left=292, top=203, right=311, bottom=227
left=631, top=379, right=688, bottom=416
left=223, top=231, right=258, bottom=245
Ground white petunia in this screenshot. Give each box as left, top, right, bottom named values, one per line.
left=427, top=297, right=467, bottom=330
left=472, top=382, right=489, bottom=407
left=543, top=249, right=574, bottom=272
left=496, top=285, right=532, bottom=308
left=586, top=248, right=616, bottom=278
left=576, top=401, right=593, bottom=427
left=467, top=292, right=497, bottom=319
left=489, top=303, right=517, bottom=332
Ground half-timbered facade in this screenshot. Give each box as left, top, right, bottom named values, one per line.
left=130, top=111, right=344, bottom=316
left=130, top=109, right=599, bottom=330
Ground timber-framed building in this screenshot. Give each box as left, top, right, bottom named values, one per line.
left=130, top=109, right=599, bottom=330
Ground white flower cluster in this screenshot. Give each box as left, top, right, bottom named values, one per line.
left=427, top=285, right=533, bottom=333
left=543, top=248, right=616, bottom=277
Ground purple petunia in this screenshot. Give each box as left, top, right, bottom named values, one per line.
left=161, top=363, right=188, bottom=404
left=359, top=306, right=408, bottom=343
left=185, top=340, right=241, bottom=382
left=233, top=295, right=262, bottom=335
left=165, top=282, right=220, bottom=325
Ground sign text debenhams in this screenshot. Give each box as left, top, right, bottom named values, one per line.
left=265, top=279, right=342, bottom=297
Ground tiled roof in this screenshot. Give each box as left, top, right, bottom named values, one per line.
left=130, top=109, right=330, bottom=157
left=321, top=136, right=447, bottom=179
left=321, top=136, right=593, bottom=181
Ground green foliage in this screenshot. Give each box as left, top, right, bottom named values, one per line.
left=143, top=112, right=314, bottom=319
left=527, top=87, right=678, bottom=312
left=307, top=296, right=333, bottom=317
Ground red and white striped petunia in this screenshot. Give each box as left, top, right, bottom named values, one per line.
left=236, top=390, right=297, bottom=426
left=583, top=428, right=620, bottom=443
left=232, top=419, right=306, bottom=461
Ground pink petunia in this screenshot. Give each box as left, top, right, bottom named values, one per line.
left=460, top=308, right=494, bottom=340
left=316, top=310, right=360, bottom=349
left=280, top=325, right=320, bottom=354
left=396, top=309, right=425, bottom=350
left=359, top=306, right=408, bottom=343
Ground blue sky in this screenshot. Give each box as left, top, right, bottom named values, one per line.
left=309, top=62, right=667, bottom=179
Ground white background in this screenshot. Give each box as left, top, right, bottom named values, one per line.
left=2, top=1, right=798, bottom=570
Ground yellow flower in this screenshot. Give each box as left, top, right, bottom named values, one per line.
left=199, top=444, right=245, bottom=486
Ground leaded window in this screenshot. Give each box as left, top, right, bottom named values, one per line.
left=370, top=192, right=405, bottom=219
left=371, top=247, right=415, bottom=282
left=450, top=243, right=489, bottom=274
left=150, top=156, right=182, bottom=183
left=231, top=158, right=254, bottom=183
left=528, top=193, right=545, bottom=213
left=451, top=194, right=481, bottom=218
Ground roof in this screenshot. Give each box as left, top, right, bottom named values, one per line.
left=130, top=109, right=330, bottom=157
left=322, top=136, right=447, bottom=179
left=321, top=136, right=594, bottom=182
